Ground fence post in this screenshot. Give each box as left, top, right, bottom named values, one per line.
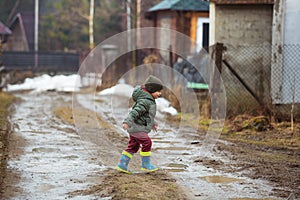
left=210, top=43, right=225, bottom=120
left=210, top=43, right=224, bottom=92
left=215, top=43, right=223, bottom=73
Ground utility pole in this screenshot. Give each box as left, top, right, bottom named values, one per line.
left=34, top=0, right=38, bottom=51
left=34, top=0, right=38, bottom=69
left=133, top=0, right=141, bottom=68
left=136, top=0, right=141, bottom=48
left=127, top=0, right=131, bottom=51
left=89, top=0, right=94, bottom=50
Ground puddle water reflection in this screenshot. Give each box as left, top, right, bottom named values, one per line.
left=200, top=176, right=243, bottom=184
left=164, top=163, right=188, bottom=172
left=153, top=147, right=193, bottom=151
left=230, top=198, right=275, bottom=200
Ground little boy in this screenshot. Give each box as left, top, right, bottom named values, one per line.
left=116, top=75, right=163, bottom=174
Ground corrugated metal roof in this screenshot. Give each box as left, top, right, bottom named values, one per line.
left=148, top=0, right=209, bottom=12
left=0, top=21, right=12, bottom=35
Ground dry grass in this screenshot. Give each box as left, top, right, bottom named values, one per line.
left=0, top=91, right=16, bottom=191
left=0, top=92, right=15, bottom=128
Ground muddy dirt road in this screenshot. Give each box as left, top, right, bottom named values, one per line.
left=1, top=91, right=292, bottom=199
left=1, top=92, right=105, bottom=200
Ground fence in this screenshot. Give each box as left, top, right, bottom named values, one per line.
left=1, top=51, right=80, bottom=73
left=217, top=43, right=300, bottom=122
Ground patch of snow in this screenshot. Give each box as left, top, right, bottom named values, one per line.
left=98, top=83, right=134, bottom=98
left=6, top=74, right=81, bottom=92
left=97, top=83, right=178, bottom=116
left=156, top=97, right=178, bottom=116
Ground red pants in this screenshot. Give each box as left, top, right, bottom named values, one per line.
left=125, top=132, right=152, bottom=154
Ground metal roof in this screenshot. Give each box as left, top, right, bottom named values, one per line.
left=148, top=0, right=209, bottom=12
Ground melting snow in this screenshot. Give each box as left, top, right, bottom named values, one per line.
left=6, top=74, right=81, bottom=92
left=6, top=74, right=178, bottom=116
left=97, top=83, right=178, bottom=116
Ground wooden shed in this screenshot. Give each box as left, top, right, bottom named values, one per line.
left=5, top=13, right=34, bottom=51
left=146, top=0, right=210, bottom=62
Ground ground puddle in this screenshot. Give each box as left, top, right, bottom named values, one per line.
left=164, top=163, right=188, bottom=172
left=200, top=175, right=243, bottom=184
left=230, top=198, right=275, bottom=200
left=153, top=147, right=192, bottom=151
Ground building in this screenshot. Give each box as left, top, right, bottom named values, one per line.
left=146, top=0, right=210, bottom=62
left=5, top=13, right=34, bottom=51
left=0, top=21, right=12, bottom=44
left=210, top=0, right=300, bottom=119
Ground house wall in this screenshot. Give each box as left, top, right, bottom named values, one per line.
left=155, top=11, right=193, bottom=61
left=210, top=4, right=274, bottom=110
left=215, top=5, right=273, bottom=46
left=5, top=23, right=29, bottom=51
left=156, top=12, right=174, bottom=62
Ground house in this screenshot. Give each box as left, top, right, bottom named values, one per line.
left=0, top=21, right=12, bottom=44
left=146, top=0, right=210, bottom=62
left=5, top=13, right=34, bottom=51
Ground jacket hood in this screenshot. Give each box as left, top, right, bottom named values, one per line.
left=132, top=86, right=154, bottom=102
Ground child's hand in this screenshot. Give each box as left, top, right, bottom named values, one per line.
left=153, top=124, right=158, bottom=132
left=122, top=123, right=129, bottom=130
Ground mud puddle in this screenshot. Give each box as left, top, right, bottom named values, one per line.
left=200, top=176, right=243, bottom=184
left=4, top=92, right=106, bottom=200
left=76, top=93, right=282, bottom=199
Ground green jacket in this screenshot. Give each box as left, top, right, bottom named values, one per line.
left=123, top=86, right=157, bottom=133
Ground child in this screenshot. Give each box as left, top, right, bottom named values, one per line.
left=116, top=75, right=163, bottom=174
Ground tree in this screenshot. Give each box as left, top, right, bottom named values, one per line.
left=39, top=0, right=124, bottom=52
left=40, top=0, right=90, bottom=51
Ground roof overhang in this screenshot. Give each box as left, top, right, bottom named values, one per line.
left=0, top=21, right=12, bottom=35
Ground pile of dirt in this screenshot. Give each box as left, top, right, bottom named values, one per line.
left=68, top=169, right=188, bottom=200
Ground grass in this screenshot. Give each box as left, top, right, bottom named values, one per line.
left=168, top=111, right=300, bottom=151
left=0, top=92, right=15, bottom=128
left=0, top=91, right=16, bottom=190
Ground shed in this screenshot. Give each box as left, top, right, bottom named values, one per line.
left=146, top=0, right=210, bottom=62
left=0, top=21, right=12, bottom=43
left=5, top=13, right=34, bottom=51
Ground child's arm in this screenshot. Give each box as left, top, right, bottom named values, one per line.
left=152, top=124, right=158, bottom=132
left=123, top=101, right=147, bottom=127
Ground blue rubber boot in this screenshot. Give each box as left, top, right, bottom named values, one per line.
left=116, top=151, right=133, bottom=174
left=140, top=151, right=158, bottom=172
